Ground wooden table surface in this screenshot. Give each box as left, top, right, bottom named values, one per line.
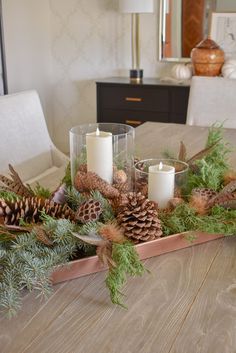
left=1, top=122, right=236, bottom=353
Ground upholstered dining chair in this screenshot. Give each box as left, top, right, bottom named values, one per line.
left=0, top=90, right=68, bottom=189
left=186, top=76, right=236, bottom=129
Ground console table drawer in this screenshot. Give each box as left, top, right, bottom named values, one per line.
left=96, top=78, right=190, bottom=126
left=100, top=109, right=169, bottom=125
left=100, top=86, right=169, bottom=112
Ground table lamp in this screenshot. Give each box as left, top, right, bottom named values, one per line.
left=119, top=0, right=154, bottom=82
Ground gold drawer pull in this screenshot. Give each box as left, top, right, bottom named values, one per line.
left=125, top=120, right=142, bottom=126
left=125, top=97, right=143, bottom=102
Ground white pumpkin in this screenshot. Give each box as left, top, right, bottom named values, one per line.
left=222, top=60, right=236, bottom=79
left=171, top=63, right=192, bottom=81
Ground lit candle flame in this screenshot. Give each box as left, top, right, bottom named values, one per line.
left=96, top=127, right=100, bottom=136
left=159, top=162, right=163, bottom=170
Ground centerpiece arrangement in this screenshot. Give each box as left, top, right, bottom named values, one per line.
left=0, top=123, right=236, bottom=318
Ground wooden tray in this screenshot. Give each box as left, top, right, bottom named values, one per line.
left=51, top=231, right=224, bottom=284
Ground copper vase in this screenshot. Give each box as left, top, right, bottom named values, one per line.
left=191, top=38, right=225, bottom=76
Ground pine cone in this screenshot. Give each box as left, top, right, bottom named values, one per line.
left=116, top=192, right=162, bottom=242
left=0, top=197, right=75, bottom=225
left=208, top=192, right=236, bottom=209
left=113, top=169, right=127, bottom=184
left=113, top=182, right=130, bottom=194
left=75, top=199, right=102, bottom=223
left=74, top=171, right=120, bottom=199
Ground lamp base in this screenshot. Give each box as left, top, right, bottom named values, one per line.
left=130, top=69, right=143, bottom=83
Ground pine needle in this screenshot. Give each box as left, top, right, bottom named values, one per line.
left=105, top=242, right=146, bottom=307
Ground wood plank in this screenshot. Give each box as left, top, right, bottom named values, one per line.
left=169, top=237, right=236, bottom=353
left=1, top=240, right=222, bottom=353
left=135, top=122, right=236, bottom=167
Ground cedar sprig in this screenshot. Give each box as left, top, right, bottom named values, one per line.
left=159, top=203, right=236, bottom=236
left=105, top=241, right=146, bottom=307
left=185, top=125, right=231, bottom=193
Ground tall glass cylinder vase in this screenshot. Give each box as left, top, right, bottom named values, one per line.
left=70, top=123, right=135, bottom=190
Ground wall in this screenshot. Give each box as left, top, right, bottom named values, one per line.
left=216, top=0, right=236, bottom=11
left=2, top=0, right=170, bottom=153
left=2, top=0, right=54, bottom=133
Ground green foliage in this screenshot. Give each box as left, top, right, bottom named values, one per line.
left=62, top=163, right=72, bottom=187
left=32, top=182, right=51, bottom=199
left=0, top=216, right=83, bottom=318
left=0, top=189, right=20, bottom=201
left=161, top=149, right=176, bottom=160
left=185, top=125, right=231, bottom=193
left=105, top=242, right=146, bottom=307
left=65, top=186, right=86, bottom=211
left=159, top=203, right=236, bottom=236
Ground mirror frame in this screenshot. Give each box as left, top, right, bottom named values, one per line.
left=158, top=0, right=192, bottom=63
left=0, top=0, right=8, bottom=94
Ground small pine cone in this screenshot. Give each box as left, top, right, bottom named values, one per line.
left=113, top=182, right=130, bottom=194
left=78, top=164, right=87, bottom=173
left=113, top=169, right=127, bottom=184
left=209, top=192, right=236, bottom=209
left=0, top=197, right=75, bottom=225
left=116, top=192, right=162, bottom=242
left=223, top=170, right=236, bottom=186
left=191, top=188, right=217, bottom=202
left=135, top=178, right=148, bottom=196
left=75, top=199, right=102, bottom=223
left=74, top=171, right=120, bottom=199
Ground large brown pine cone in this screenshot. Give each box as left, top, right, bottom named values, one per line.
left=116, top=192, right=162, bottom=242
left=0, top=197, right=75, bottom=225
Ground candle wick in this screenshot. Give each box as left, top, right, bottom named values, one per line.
left=96, top=128, right=100, bottom=136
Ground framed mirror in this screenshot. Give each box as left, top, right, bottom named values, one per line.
left=158, top=0, right=236, bottom=62
left=0, top=0, right=7, bottom=95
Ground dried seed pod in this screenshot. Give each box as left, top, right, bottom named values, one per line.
left=75, top=199, right=102, bottom=223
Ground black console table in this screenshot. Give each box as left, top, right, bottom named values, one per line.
left=96, top=77, right=190, bottom=127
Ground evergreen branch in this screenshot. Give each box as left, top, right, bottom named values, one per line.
left=32, top=182, right=51, bottom=199
left=62, top=163, right=72, bottom=187
left=65, top=186, right=86, bottom=211
left=105, top=242, right=146, bottom=307
left=0, top=189, right=20, bottom=201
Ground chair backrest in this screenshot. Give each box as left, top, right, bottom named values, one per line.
left=0, top=90, right=53, bottom=176
left=186, top=76, right=236, bottom=128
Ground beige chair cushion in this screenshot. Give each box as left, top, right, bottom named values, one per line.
left=0, top=90, right=68, bottom=187
left=186, top=76, right=236, bottom=128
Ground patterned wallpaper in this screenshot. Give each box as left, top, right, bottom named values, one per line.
left=49, top=0, right=161, bottom=152
left=3, top=0, right=169, bottom=153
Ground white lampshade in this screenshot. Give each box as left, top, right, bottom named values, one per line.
left=119, top=0, right=154, bottom=13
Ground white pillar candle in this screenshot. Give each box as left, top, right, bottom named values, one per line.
left=86, top=128, right=113, bottom=184
left=148, top=162, right=175, bottom=209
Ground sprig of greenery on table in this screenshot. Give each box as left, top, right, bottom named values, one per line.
left=185, top=125, right=231, bottom=193
left=160, top=203, right=236, bottom=236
